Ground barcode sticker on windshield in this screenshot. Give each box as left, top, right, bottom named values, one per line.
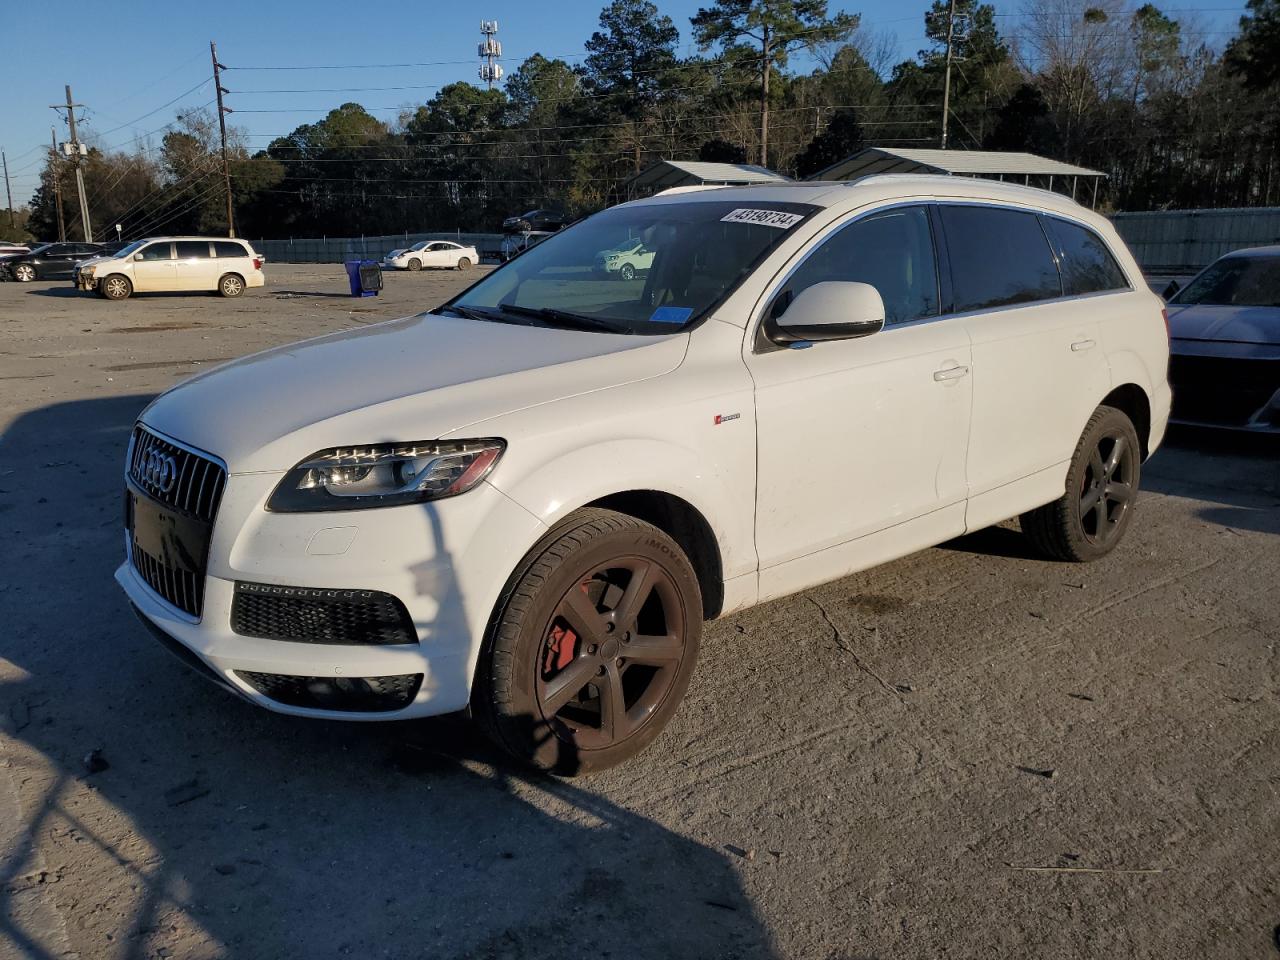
left=720, top=208, right=805, bottom=229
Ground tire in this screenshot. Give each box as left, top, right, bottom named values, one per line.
left=1020, top=405, right=1142, bottom=562
left=13, top=263, right=36, bottom=282
left=472, top=508, right=702, bottom=775
left=101, top=274, right=132, bottom=301
left=218, top=273, right=245, bottom=298
left=456, top=257, right=472, bottom=270
left=407, top=258, right=422, bottom=271
left=618, top=262, right=636, bottom=281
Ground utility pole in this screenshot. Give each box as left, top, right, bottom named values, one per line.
left=760, top=22, right=771, bottom=168
left=940, top=0, right=958, bottom=149
left=211, top=41, right=235, bottom=238
left=51, top=128, right=66, bottom=242
left=1, top=150, right=13, bottom=231
left=51, top=85, right=92, bottom=241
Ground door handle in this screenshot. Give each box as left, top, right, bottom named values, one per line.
left=933, top=364, right=970, bottom=382
left=1071, top=339, right=1096, bottom=351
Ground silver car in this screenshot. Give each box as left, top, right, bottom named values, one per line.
left=1166, top=247, right=1280, bottom=431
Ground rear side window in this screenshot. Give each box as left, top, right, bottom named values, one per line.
left=213, top=241, right=247, bottom=258
left=175, top=241, right=210, bottom=259
left=139, top=243, right=172, bottom=261
left=940, top=206, right=1062, bottom=311
left=1043, top=218, right=1128, bottom=295
left=774, top=206, right=939, bottom=325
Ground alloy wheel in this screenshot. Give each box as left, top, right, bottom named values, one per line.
left=15, top=264, right=35, bottom=282
left=1078, top=431, right=1136, bottom=545
left=536, top=556, right=687, bottom=750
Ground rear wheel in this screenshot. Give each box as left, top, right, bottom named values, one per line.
left=407, top=257, right=422, bottom=271
left=102, top=274, right=132, bottom=300
left=218, top=273, right=245, bottom=298
left=457, top=257, right=472, bottom=270
left=13, top=263, right=35, bottom=282
left=1021, top=405, right=1141, bottom=562
left=473, top=509, right=702, bottom=775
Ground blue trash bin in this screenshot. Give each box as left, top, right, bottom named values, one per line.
left=344, top=259, right=381, bottom=297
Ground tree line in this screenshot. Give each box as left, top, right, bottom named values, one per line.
left=17, top=0, right=1280, bottom=243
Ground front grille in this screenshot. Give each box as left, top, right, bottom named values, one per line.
left=128, top=425, right=226, bottom=521
left=126, top=425, right=227, bottom=618
left=231, top=581, right=417, bottom=645
left=1169, top=354, right=1280, bottom=427
left=236, top=671, right=423, bottom=712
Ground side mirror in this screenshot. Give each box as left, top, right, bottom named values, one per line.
left=766, top=281, right=886, bottom=346
left=1161, top=279, right=1180, bottom=300
left=133, top=252, right=145, bottom=262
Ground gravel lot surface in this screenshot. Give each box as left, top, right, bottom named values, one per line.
left=1, top=265, right=1277, bottom=960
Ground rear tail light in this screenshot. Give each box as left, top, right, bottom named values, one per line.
left=253, top=257, right=263, bottom=270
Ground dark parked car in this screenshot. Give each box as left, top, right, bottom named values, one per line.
left=2, top=242, right=105, bottom=281
left=1165, top=246, right=1280, bottom=431
left=501, top=208, right=567, bottom=234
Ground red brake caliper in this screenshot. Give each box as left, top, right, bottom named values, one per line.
left=543, top=582, right=590, bottom=677
left=543, top=624, right=579, bottom=676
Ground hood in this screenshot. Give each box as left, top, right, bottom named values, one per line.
left=1167, top=303, right=1280, bottom=346
left=141, top=311, right=688, bottom=474
left=386, top=249, right=406, bottom=258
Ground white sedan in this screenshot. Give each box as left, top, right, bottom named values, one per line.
left=382, top=240, right=478, bottom=272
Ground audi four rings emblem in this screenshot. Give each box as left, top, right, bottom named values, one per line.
left=142, top=450, right=178, bottom=493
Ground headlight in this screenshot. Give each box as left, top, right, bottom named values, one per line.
left=267, top=439, right=505, bottom=512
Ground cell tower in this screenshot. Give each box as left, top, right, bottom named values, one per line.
left=479, top=21, right=503, bottom=90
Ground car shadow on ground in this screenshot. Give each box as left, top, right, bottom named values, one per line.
left=1145, top=425, right=1280, bottom=536
left=0, top=394, right=776, bottom=960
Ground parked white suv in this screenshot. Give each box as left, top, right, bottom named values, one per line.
left=117, top=177, right=1170, bottom=773
left=77, top=237, right=264, bottom=299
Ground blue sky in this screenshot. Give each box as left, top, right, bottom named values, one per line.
left=0, top=0, right=1248, bottom=206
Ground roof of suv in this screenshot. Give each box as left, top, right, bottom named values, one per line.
left=140, top=236, right=248, bottom=242
left=638, top=173, right=1099, bottom=222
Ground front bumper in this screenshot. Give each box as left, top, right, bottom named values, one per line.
left=118, top=471, right=547, bottom=720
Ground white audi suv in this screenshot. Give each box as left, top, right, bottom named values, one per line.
left=117, top=176, right=1171, bottom=773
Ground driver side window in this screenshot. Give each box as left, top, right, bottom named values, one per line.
left=772, top=206, right=939, bottom=325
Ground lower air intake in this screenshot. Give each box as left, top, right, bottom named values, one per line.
left=231, top=581, right=417, bottom=645
left=236, top=671, right=423, bottom=712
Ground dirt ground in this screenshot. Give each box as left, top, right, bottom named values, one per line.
left=1, top=264, right=1277, bottom=960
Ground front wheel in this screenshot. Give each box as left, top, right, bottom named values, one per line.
left=13, top=264, right=36, bottom=282
left=1021, top=405, right=1141, bottom=562
left=618, top=262, right=636, bottom=281
left=472, top=509, right=702, bottom=775
left=218, top=273, right=245, bottom=298
left=101, top=274, right=132, bottom=300
left=406, top=258, right=422, bottom=271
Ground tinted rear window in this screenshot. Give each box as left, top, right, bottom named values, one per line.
left=1044, top=218, right=1128, bottom=295
left=213, top=241, right=248, bottom=258
left=940, top=206, right=1062, bottom=311
left=175, top=241, right=210, bottom=259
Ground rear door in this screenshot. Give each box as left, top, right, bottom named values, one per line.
left=132, top=241, right=176, bottom=291
left=938, top=204, right=1112, bottom=528
left=173, top=241, right=216, bottom=291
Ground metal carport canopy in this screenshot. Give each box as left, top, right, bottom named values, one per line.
left=808, top=148, right=1104, bottom=182
left=625, top=160, right=791, bottom=195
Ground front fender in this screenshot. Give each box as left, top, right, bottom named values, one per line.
left=489, top=438, right=754, bottom=585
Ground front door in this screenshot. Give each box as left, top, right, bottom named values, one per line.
left=746, top=205, right=973, bottom=600
left=132, top=241, right=176, bottom=291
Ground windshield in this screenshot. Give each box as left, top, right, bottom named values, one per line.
left=1173, top=254, right=1280, bottom=307
left=410, top=241, right=431, bottom=251
left=112, top=240, right=146, bottom=258
left=448, top=199, right=817, bottom=335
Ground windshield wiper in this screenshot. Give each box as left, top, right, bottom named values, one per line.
left=437, top=304, right=519, bottom=324
left=495, top=303, right=621, bottom=333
